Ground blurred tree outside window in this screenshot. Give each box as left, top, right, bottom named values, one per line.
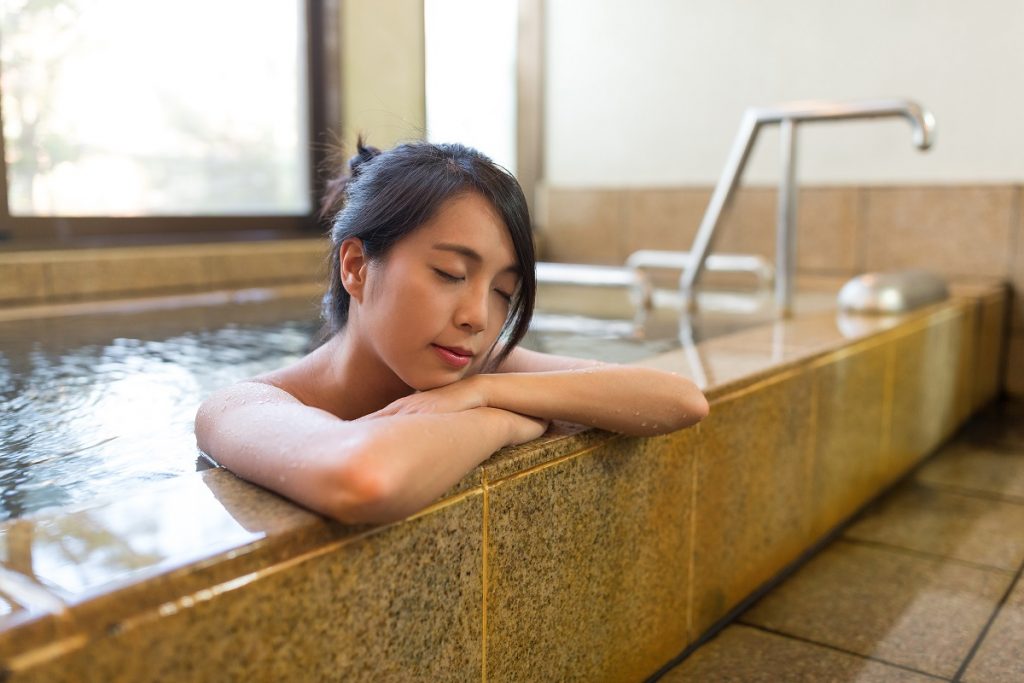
left=0, top=0, right=312, bottom=217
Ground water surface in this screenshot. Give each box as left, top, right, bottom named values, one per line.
left=0, top=292, right=764, bottom=521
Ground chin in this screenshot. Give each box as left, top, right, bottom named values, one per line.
left=406, top=372, right=463, bottom=392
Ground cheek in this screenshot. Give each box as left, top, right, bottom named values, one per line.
left=391, top=279, right=448, bottom=336
left=484, top=304, right=511, bottom=346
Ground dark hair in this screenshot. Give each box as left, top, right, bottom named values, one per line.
left=314, top=138, right=536, bottom=372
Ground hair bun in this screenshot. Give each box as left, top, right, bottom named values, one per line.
left=318, top=136, right=382, bottom=221
left=348, top=137, right=382, bottom=179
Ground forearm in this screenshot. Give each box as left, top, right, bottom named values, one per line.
left=344, top=407, right=522, bottom=523
left=196, top=382, right=535, bottom=527
left=475, top=367, right=708, bottom=436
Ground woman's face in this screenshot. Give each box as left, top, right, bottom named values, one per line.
left=357, top=192, right=521, bottom=390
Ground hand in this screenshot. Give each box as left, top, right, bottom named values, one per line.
left=503, top=411, right=550, bottom=446
left=364, top=376, right=487, bottom=419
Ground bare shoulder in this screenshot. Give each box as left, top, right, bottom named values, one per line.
left=494, top=345, right=607, bottom=373
left=199, top=377, right=304, bottom=411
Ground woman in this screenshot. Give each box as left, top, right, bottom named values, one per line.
left=194, top=140, right=708, bottom=525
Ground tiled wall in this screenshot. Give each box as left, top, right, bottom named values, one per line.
left=0, top=240, right=328, bottom=307
left=537, top=184, right=1024, bottom=395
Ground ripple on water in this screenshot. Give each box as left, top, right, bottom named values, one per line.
left=0, top=307, right=320, bottom=522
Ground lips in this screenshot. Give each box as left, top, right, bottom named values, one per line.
left=431, top=344, right=474, bottom=368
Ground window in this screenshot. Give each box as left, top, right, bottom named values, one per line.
left=0, top=0, right=333, bottom=245
left=424, top=0, right=517, bottom=175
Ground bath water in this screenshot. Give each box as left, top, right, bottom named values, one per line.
left=0, top=293, right=756, bottom=522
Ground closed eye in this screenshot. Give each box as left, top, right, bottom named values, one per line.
left=494, top=289, right=513, bottom=303
left=433, top=268, right=464, bottom=282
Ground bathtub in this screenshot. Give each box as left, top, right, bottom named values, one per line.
left=0, top=242, right=1009, bottom=681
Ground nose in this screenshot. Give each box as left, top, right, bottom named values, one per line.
left=455, top=286, right=488, bottom=334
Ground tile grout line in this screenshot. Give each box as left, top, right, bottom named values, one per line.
left=947, top=437, right=1024, bottom=454
left=914, top=479, right=1024, bottom=507
left=653, top=399, right=997, bottom=680
left=481, top=477, right=490, bottom=683
left=735, top=622, right=951, bottom=681
left=1004, top=186, right=1020, bottom=286
left=837, top=537, right=1017, bottom=576
left=855, top=187, right=868, bottom=273
left=804, top=367, right=819, bottom=538
left=686, top=427, right=699, bottom=639
left=951, top=558, right=1024, bottom=682
left=880, top=337, right=894, bottom=459
left=485, top=434, right=624, bottom=486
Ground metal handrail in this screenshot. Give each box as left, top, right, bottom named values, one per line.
left=625, top=249, right=774, bottom=290
left=536, top=261, right=653, bottom=309
left=679, top=98, right=936, bottom=316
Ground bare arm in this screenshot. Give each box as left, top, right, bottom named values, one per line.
left=370, top=347, right=709, bottom=436
left=482, top=347, right=707, bottom=435
left=195, top=381, right=545, bottom=525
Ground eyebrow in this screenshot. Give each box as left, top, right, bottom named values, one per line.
left=432, top=242, right=520, bottom=275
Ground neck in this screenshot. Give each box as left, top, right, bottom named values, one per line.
left=303, top=328, right=413, bottom=420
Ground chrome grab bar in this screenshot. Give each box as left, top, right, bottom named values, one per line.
left=535, top=249, right=775, bottom=312
left=679, top=98, right=936, bottom=317
left=536, top=261, right=653, bottom=308
left=625, top=249, right=775, bottom=289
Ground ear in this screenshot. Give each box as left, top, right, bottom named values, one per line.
left=339, top=237, right=369, bottom=302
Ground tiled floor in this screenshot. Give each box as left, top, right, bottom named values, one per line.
left=663, top=398, right=1024, bottom=682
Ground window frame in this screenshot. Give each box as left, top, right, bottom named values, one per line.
left=0, top=0, right=338, bottom=248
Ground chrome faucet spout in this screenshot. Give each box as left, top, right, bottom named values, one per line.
left=751, top=99, right=936, bottom=149
left=905, top=102, right=937, bottom=150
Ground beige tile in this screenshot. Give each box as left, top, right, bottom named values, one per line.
left=863, top=186, right=1016, bottom=277
left=716, top=186, right=777, bottom=260
left=690, top=371, right=815, bottom=636
left=888, top=306, right=969, bottom=474
left=809, top=341, right=890, bottom=539
left=1008, top=331, right=1024, bottom=398
left=796, top=186, right=862, bottom=275
left=539, top=188, right=626, bottom=264
left=0, top=260, right=48, bottom=305
left=710, top=310, right=866, bottom=355
left=203, top=240, right=328, bottom=289
left=0, top=563, right=74, bottom=667
left=916, top=441, right=1024, bottom=503
left=662, top=624, right=936, bottom=682
left=959, top=397, right=1024, bottom=448
left=963, top=576, right=1024, bottom=682
left=1009, top=185, right=1023, bottom=331
left=632, top=343, right=784, bottom=396
left=630, top=316, right=852, bottom=399
left=974, top=291, right=1009, bottom=411
left=0, top=471, right=333, bottom=637
left=622, top=185, right=756, bottom=256
left=46, top=249, right=209, bottom=301
left=956, top=297, right=980, bottom=425
left=623, top=188, right=709, bottom=255
left=481, top=420, right=618, bottom=484
left=621, top=185, right=861, bottom=284
left=674, top=309, right=907, bottom=401
left=485, top=431, right=698, bottom=682
left=845, top=481, right=1024, bottom=571
left=11, top=493, right=484, bottom=682
left=741, top=540, right=1013, bottom=677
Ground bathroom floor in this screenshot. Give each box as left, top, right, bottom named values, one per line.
left=662, top=397, right=1024, bottom=682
